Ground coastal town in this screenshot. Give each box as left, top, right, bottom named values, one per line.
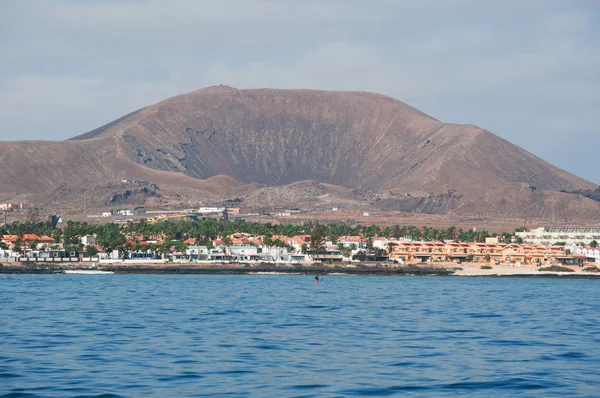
left=1, top=216, right=600, bottom=273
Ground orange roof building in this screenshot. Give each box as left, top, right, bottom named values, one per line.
left=22, top=234, right=42, bottom=242
left=1, top=235, right=19, bottom=243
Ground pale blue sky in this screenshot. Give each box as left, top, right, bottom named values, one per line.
left=1, top=0, right=599, bottom=183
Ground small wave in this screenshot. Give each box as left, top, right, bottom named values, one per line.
left=557, top=351, right=587, bottom=359
left=541, top=351, right=588, bottom=361
left=288, top=384, right=329, bottom=390
left=340, top=385, right=430, bottom=396
left=216, top=370, right=257, bottom=375
left=157, top=373, right=204, bottom=381
left=253, top=344, right=281, bottom=350
left=467, top=313, right=503, bottom=318
left=444, top=377, right=564, bottom=391
left=0, top=372, right=22, bottom=379
left=389, top=361, right=420, bottom=368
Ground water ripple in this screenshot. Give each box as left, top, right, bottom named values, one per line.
left=1, top=275, right=599, bottom=397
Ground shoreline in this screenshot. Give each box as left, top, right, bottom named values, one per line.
left=2, top=263, right=600, bottom=278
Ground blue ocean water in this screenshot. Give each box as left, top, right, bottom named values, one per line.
left=1, top=275, right=599, bottom=397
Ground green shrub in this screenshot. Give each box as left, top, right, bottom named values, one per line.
left=583, top=265, right=600, bottom=273
left=480, top=265, right=493, bottom=270
left=539, top=265, right=575, bottom=272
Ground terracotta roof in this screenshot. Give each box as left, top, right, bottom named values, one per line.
left=339, top=236, right=366, bottom=242
left=22, top=234, right=42, bottom=242
left=39, top=236, right=54, bottom=243
left=2, top=235, right=19, bottom=242
left=183, top=238, right=196, bottom=245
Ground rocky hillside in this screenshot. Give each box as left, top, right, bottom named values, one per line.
left=0, top=85, right=597, bottom=219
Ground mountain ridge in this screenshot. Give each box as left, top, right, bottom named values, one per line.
left=1, top=86, right=597, bottom=220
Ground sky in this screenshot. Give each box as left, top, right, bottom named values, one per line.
left=1, top=0, right=599, bottom=183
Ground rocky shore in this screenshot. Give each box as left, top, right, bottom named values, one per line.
left=0, top=263, right=458, bottom=276
left=2, top=262, right=600, bottom=278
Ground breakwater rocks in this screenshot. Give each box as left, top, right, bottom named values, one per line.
left=102, top=265, right=459, bottom=276
left=0, top=263, right=459, bottom=276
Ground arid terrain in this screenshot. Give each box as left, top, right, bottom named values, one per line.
left=1, top=85, right=599, bottom=222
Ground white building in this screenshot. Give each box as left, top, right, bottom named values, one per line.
left=117, top=209, right=137, bottom=216
left=185, top=245, right=209, bottom=261
left=570, top=246, right=600, bottom=263
left=226, top=244, right=260, bottom=261
left=81, top=235, right=97, bottom=246
left=197, top=207, right=225, bottom=214
left=373, top=238, right=393, bottom=250
left=261, top=245, right=291, bottom=262
left=516, top=227, right=600, bottom=245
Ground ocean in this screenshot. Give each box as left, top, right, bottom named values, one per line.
left=1, top=275, right=599, bottom=397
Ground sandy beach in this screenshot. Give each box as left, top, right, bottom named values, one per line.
left=453, top=264, right=600, bottom=277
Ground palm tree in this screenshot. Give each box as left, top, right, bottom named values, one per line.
left=13, top=238, right=23, bottom=256
left=386, top=242, right=395, bottom=256
left=273, top=238, right=286, bottom=262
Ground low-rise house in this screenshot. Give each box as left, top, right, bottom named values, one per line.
left=186, top=245, right=210, bottom=261
left=117, top=209, right=137, bottom=216
left=183, top=238, right=196, bottom=246
left=338, top=236, right=367, bottom=249
left=289, top=254, right=307, bottom=262
left=572, top=247, right=600, bottom=263
left=388, top=242, right=415, bottom=262
left=283, top=235, right=310, bottom=254
left=0, top=246, right=16, bottom=259
left=373, top=238, right=392, bottom=250
left=22, top=234, right=42, bottom=243
left=1, top=235, right=19, bottom=248
left=25, top=249, right=80, bottom=261
left=81, top=235, right=97, bottom=246
left=210, top=252, right=232, bottom=262
left=318, top=254, right=344, bottom=263
left=39, top=236, right=55, bottom=245
left=260, top=244, right=290, bottom=262
left=130, top=249, right=159, bottom=260
left=225, top=243, right=260, bottom=261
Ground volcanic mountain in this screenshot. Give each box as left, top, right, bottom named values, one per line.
left=1, top=85, right=598, bottom=220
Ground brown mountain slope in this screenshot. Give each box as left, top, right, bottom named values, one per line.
left=70, top=85, right=592, bottom=193
left=1, top=85, right=598, bottom=219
